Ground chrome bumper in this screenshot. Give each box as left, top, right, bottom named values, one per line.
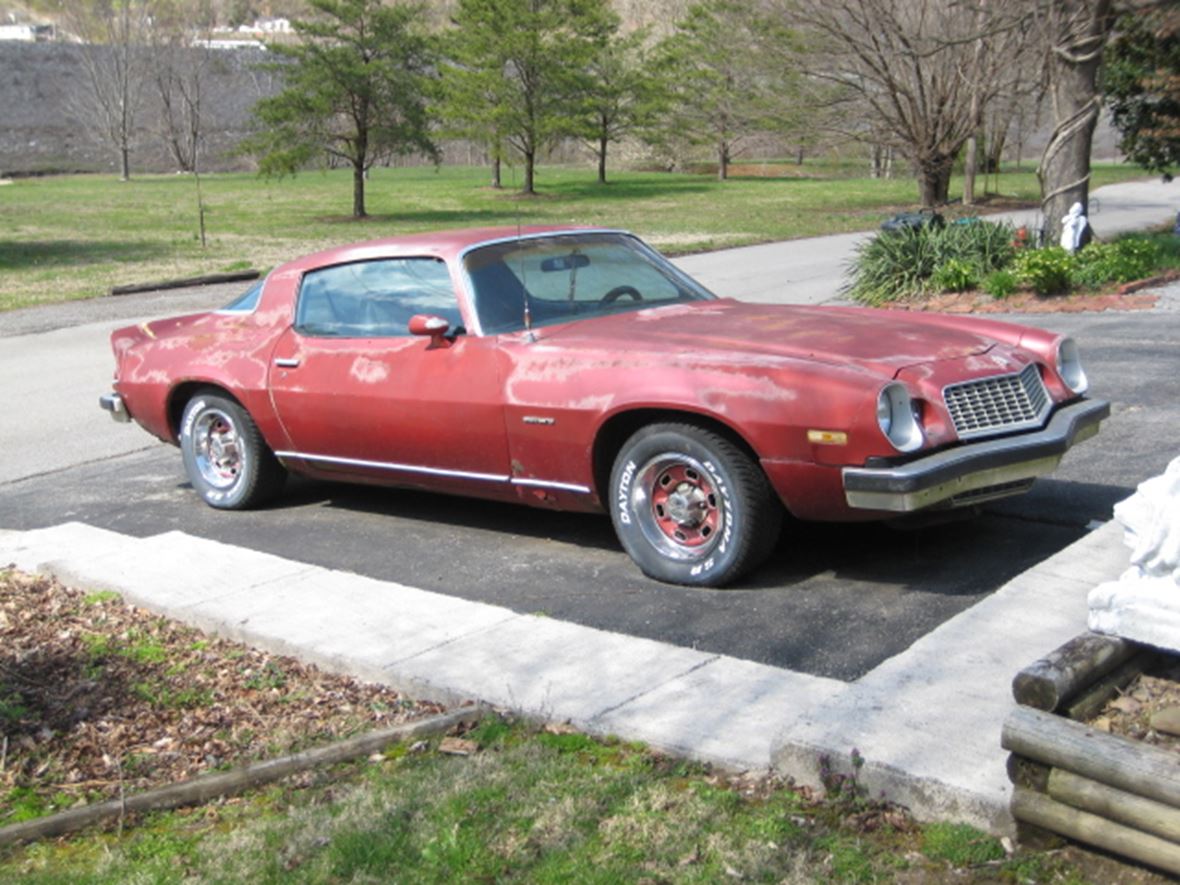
left=99, top=392, right=131, bottom=423
left=842, top=398, right=1110, bottom=513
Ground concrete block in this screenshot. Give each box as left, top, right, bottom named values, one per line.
left=390, top=614, right=718, bottom=725
left=0, top=521, right=137, bottom=575
left=593, top=655, right=843, bottom=770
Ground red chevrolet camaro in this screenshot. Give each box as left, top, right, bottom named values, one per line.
left=101, top=226, right=1108, bottom=586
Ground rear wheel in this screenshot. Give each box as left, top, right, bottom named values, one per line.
left=609, top=423, right=782, bottom=587
left=179, top=391, right=285, bottom=510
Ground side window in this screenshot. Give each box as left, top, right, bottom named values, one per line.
left=295, top=258, right=460, bottom=337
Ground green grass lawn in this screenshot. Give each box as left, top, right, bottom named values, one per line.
left=0, top=718, right=1142, bottom=884
left=0, top=162, right=1147, bottom=312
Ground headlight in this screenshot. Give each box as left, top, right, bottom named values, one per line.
left=1055, top=337, right=1087, bottom=394
left=877, top=383, right=924, bottom=452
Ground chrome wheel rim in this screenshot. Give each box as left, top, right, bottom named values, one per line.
left=192, top=408, right=244, bottom=490
left=631, top=452, right=724, bottom=561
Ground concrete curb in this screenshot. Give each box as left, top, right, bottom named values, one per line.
left=0, top=517, right=1131, bottom=834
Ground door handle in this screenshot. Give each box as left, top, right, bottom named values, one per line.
left=274, top=357, right=301, bottom=368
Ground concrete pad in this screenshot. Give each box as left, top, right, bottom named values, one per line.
left=389, top=614, right=720, bottom=723
left=592, top=655, right=844, bottom=770
left=0, top=521, right=139, bottom=574
left=770, top=520, right=1128, bottom=834
left=49, top=530, right=315, bottom=613
left=176, top=567, right=520, bottom=692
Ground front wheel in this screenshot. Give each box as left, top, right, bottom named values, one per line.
left=179, top=391, right=285, bottom=510
left=609, top=423, right=782, bottom=587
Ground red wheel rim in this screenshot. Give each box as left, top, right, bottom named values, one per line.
left=649, top=463, right=720, bottom=548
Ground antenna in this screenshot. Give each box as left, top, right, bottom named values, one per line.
left=509, top=160, right=536, bottom=342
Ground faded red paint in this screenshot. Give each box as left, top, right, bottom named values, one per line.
left=107, top=226, right=1086, bottom=522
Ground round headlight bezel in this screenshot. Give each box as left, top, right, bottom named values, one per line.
left=876, top=382, right=924, bottom=453
left=1055, top=337, right=1088, bottom=395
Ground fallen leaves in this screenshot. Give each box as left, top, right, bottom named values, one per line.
left=1091, top=657, right=1180, bottom=751
left=0, top=569, right=443, bottom=823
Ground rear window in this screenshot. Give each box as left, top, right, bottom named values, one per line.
left=220, top=279, right=263, bottom=313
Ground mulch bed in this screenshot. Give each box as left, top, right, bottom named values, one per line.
left=0, top=570, right=444, bottom=823
left=1088, top=654, right=1180, bottom=752
left=882, top=271, right=1180, bottom=314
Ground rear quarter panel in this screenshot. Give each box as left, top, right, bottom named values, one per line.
left=112, top=270, right=298, bottom=446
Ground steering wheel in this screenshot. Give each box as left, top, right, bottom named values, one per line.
left=600, top=285, right=644, bottom=304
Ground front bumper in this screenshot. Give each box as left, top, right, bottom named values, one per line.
left=99, top=392, right=131, bottom=423
left=842, top=398, right=1110, bottom=513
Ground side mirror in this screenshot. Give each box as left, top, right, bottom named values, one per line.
left=408, top=313, right=452, bottom=348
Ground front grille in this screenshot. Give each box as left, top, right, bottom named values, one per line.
left=943, top=363, right=1049, bottom=440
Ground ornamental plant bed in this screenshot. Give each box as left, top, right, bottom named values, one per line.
left=0, top=569, right=446, bottom=828
left=882, top=288, right=1160, bottom=314
left=882, top=268, right=1180, bottom=314
left=1003, top=632, right=1180, bottom=876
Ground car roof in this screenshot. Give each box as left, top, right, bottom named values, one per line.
left=277, top=225, right=615, bottom=274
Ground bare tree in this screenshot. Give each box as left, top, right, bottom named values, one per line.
left=146, top=2, right=219, bottom=245
left=1035, top=0, right=1117, bottom=246
left=789, top=0, right=1029, bottom=207
left=149, top=9, right=213, bottom=174
left=65, top=1, right=151, bottom=182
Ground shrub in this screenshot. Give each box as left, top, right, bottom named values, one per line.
left=1070, top=237, right=1161, bottom=288
left=1013, top=247, right=1074, bottom=296
left=932, top=258, right=977, bottom=292
left=845, top=227, right=940, bottom=305
left=982, top=269, right=1018, bottom=299
left=846, top=219, right=1015, bottom=304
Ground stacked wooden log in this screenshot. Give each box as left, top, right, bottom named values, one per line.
left=1002, top=632, right=1180, bottom=875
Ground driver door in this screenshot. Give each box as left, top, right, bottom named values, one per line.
left=267, top=256, right=512, bottom=496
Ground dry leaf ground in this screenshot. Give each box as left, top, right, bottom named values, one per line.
left=1089, top=654, right=1180, bottom=750
left=0, top=569, right=444, bottom=823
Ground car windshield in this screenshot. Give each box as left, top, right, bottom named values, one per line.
left=463, top=232, right=716, bottom=335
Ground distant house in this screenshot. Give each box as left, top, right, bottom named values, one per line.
left=255, top=18, right=292, bottom=35
left=0, top=23, right=54, bottom=42
left=195, top=38, right=267, bottom=51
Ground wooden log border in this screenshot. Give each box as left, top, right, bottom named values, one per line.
left=1005, top=634, right=1180, bottom=876
left=0, top=706, right=484, bottom=848
left=109, top=270, right=260, bottom=297
left=1011, top=631, right=1137, bottom=712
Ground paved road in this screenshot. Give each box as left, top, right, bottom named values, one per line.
left=678, top=176, right=1180, bottom=304
left=2, top=178, right=1176, bottom=681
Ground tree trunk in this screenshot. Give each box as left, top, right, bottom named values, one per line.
left=717, top=141, right=729, bottom=181
left=1038, top=0, right=1114, bottom=247
left=352, top=161, right=366, bottom=218
left=490, top=155, right=501, bottom=189
left=120, top=144, right=131, bottom=182
left=917, top=155, right=952, bottom=208
left=522, top=150, right=536, bottom=195
left=598, top=131, right=608, bottom=185
left=964, top=133, right=979, bottom=206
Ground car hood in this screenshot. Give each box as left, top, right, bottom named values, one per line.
left=532, top=300, right=997, bottom=377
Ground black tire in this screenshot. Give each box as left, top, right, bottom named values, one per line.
left=179, top=391, right=285, bottom=510
left=609, top=422, right=782, bottom=587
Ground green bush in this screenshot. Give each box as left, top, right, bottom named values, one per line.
left=846, top=219, right=1015, bottom=305
left=1070, top=237, right=1161, bottom=287
left=1013, top=247, right=1074, bottom=295
left=932, top=258, right=977, bottom=292
left=982, top=269, right=1018, bottom=299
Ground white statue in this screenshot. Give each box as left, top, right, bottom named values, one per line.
left=1060, top=202, right=1088, bottom=253
left=1089, top=456, right=1180, bottom=652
